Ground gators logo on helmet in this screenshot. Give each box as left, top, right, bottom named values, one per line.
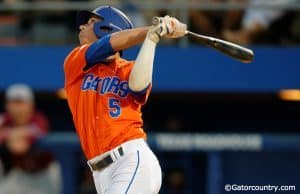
left=77, top=6, right=134, bottom=38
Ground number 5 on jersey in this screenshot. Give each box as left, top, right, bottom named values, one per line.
left=109, top=98, right=121, bottom=118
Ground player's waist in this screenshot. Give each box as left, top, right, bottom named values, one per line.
left=87, top=138, right=147, bottom=172
left=79, top=127, right=146, bottom=158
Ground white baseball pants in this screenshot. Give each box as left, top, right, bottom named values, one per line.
left=88, top=139, right=162, bottom=194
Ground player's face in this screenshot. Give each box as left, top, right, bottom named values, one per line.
left=5, top=100, right=34, bottom=125
left=79, top=16, right=101, bottom=45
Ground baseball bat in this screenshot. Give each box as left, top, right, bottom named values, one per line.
left=152, top=17, right=254, bottom=63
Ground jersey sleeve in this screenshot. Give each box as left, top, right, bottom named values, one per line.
left=64, top=45, right=89, bottom=87
left=85, top=35, right=116, bottom=70
left=123, top=61, right=152, bottom=105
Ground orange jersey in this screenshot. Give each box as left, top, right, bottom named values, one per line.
left=64, top=45, right=149, bottom=160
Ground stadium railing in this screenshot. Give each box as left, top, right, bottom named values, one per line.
left=38, top=132, right=300, bottom=194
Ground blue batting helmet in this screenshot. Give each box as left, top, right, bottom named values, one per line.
left=77, top=6, right=134, bottom=38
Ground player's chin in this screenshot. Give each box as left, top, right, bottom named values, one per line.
left=79, top=37, right=87, bottom=46
left=78, top=33, right=86, bottom=44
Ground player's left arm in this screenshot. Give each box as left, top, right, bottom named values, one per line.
left=127, top=31, right=157, bottom=94
left=128, top=16, right=187, bottom=94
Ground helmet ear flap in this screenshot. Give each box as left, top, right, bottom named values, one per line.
left=93, top=22, right=103, bottom=38
left=99, top=26, right=113, bottom=32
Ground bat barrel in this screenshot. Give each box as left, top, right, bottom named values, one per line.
left=210, top=38, right=254, bottom=63
left=187, top=31, right=254, bottom=63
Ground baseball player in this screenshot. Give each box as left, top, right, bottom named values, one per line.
left=64, top=6, right=186, bottom=194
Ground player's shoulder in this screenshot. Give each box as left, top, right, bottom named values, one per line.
left=64, top=45, right=89, bottom=64
left=116, top=58, right=135, bottom=78
left=116, top=57, right=135, bottom=69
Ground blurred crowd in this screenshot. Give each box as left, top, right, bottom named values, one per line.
left=188, top=0, right=300, bottom=45
left=0, top=0, right=300, bottom=45
left=0, top=1, right=300, bottom=194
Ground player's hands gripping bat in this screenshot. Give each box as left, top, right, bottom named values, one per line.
left=147, top=15, right=181, bottom=43
left=161, top=16, right=187, bottom=38
left=152, top=17, right=254, bottom=63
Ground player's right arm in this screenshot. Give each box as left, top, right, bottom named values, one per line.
left=63, top=27, right=150, bottom=88
left=65, top=17, right=185, bottom=84
left=83, top=27, right=150, bottom=70
left=85, top=17, right=186, bottom=70
left=64, top=27, right=151, bottom=86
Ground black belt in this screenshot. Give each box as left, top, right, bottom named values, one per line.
left=90, top=147, right=124, bottom=171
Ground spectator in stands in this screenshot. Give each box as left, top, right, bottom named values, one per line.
left=223, top=0, right=297, bottom=45
left=190, top=0, right=245, bottom=38
left=0, top=84, right=61, bottom=194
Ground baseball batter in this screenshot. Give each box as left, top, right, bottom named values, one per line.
left=64, top=6, right=186, bottom=194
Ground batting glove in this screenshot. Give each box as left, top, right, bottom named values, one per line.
left=147, top=15, right=176, bottom=43
left=163, top=16, right=187, bottom=38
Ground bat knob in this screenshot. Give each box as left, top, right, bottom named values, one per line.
left=152, top=17, right=161, bottom=26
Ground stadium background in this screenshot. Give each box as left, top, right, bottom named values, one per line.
left=1, top=0, right=300, bottom=194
